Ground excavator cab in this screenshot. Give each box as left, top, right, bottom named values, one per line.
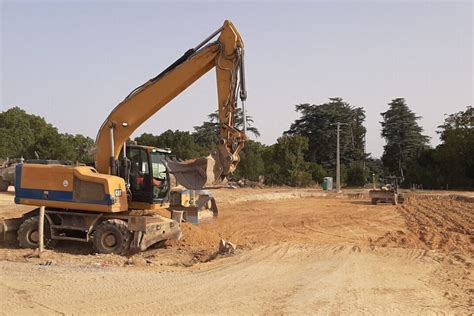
left=120, top=145, right=170, bottom=205
left=118, top=144, right=219, bottom=211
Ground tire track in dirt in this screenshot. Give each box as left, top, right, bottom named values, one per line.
left=302, top=221, right=360, bottom=242
left=0, top=280, right=65, bottom=315
left=85, top=243, right=298, bottom=314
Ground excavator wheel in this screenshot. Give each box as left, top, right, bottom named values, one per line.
left=93, top=219, right=131, bottom=255
left=0, top=180, right=9, bottom=192
left=17, top=216, right=56, bottom=249
left=371, top=198, right=378, bottom=205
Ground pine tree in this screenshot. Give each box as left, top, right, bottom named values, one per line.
left=380, top=98, right=429, bottom=178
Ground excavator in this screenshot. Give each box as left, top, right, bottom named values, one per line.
left=4, top=20, right=247, bottom=254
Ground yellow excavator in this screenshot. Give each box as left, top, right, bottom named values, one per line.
left=7, top=20, right=247, bottom=254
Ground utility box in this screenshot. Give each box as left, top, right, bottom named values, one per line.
left=323, top=177, right=333, bottom=191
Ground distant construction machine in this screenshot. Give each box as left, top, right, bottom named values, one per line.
left=369, top=175, right=405, bottom=205
left=4, top=20, right=247, bottom=254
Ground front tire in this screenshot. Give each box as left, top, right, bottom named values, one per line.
left=17, top=216, right=56, bottom=249
left=93, top=219, right=131, bottom=255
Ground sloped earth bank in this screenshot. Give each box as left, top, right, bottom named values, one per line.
left=0, top=189, right=473, bottom=314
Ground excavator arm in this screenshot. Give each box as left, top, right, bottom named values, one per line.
left=94, top=20, right=247, bottom=189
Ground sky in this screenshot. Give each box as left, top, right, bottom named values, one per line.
left=1, top=0, right=472, bottom=158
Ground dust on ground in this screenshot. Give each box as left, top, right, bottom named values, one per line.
left=0, top=187, right=473, bottom=314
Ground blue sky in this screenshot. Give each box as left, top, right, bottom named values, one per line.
left=1, top=1, right=472, bottom=158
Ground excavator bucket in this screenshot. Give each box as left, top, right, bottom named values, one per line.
left=166, top=152, right=224, bottom=190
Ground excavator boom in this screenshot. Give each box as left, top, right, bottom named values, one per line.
left=94, top=20, right=247, bottom=189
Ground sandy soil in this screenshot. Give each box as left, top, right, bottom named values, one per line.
left=0, top=188, right=472, bottom=314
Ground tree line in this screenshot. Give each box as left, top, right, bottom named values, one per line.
left=0, top=107, right=95, bottom=164
left=1, top=99, right=472, bottom=189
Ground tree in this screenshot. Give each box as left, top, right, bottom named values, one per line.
left=380, top=98, right=429, bottom=178
left=365, top=157, right=384, bottom=183
left=408, top=106, right=474, bottom=189
left=61, top=134, right=95, bottom=164
left=0, top=107, right=57, bottom=158
left=192, top=121, right=220, bottom=149
left=346, top=163, right=366, bottom=186
left=404, top=105, right=473, bottom=189
left=404, top=148, right=442, bottom=189
left=436, top=106, right=474, bottom=187
left=306, top=162, right=327, bottom=184
left=285, top=98, right=367, bottom=171
left=0, top=107, right=95, bottom=162
left=193, top=108, right=260, bottom=148
left=135, top=130, right=207, bottom=160
left=232, top=140, right=266, bottom=181
left=262, top=135, right=312, bottom=186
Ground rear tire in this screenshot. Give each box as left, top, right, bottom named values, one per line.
left=0, top=180, right=9, bottom=192
left=93, top=219, right=131, bottom=255
left=17, top=216, right=56, bottom=249
left=371, top=198, right=378, bottom=205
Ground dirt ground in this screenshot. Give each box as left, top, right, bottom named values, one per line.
left=0, top=187, right=472, bottom=314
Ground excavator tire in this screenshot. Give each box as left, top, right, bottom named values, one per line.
left=371, top=198, right=378, bottom=205
left=93, top=219, right=131, bottom=255
left=17, top=216, right=56, bottom=249
left=0, top=180, right=9, bottom=192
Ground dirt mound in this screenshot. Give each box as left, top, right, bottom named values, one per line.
left=166, top=223, right=222, bottom=262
